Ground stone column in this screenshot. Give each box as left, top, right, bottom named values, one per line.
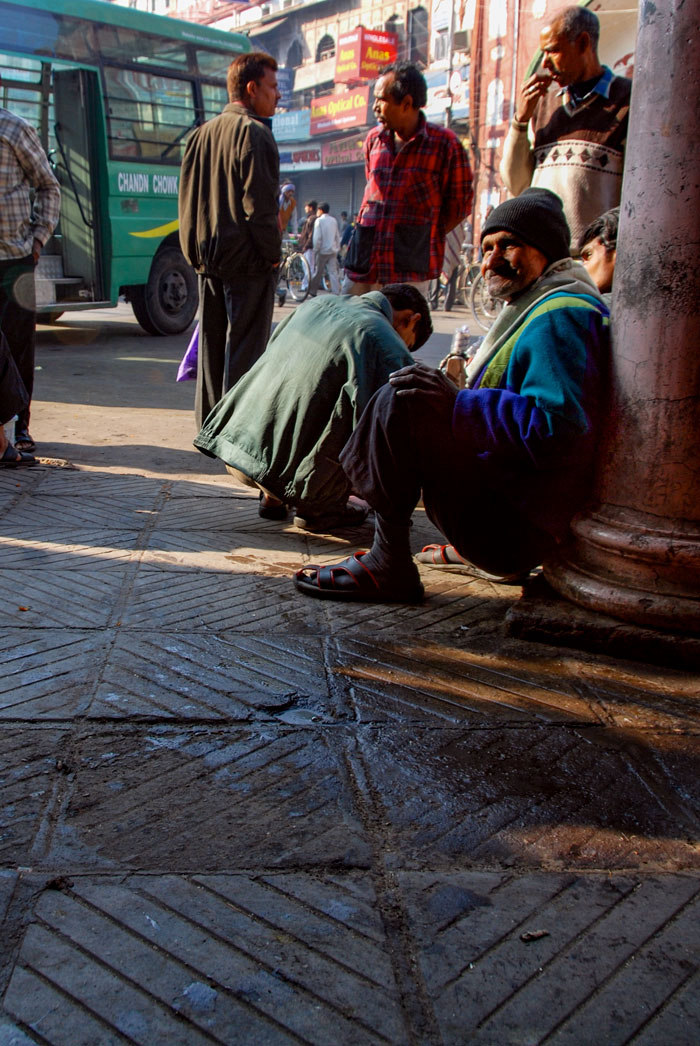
left=545, top=0, right=700, bottom=634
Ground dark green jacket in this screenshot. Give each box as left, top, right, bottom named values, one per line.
left=194, top=292, right=414, bottom=512
left=179, top=103, right=281, bottom=279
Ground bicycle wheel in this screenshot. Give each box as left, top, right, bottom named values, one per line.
left=287, top=253, right=310, bottom=301
left=470, top=271, right=503, bottom=331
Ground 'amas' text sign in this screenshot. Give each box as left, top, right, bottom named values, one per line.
left=335, top=28, right=397, bottom=84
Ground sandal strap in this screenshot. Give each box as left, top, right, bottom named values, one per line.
left=300, top=552, right=377, bottom=592
left=420, top=543, right=451, bottom=564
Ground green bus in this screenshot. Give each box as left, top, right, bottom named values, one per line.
left=0, top=0, right=251, bottom=334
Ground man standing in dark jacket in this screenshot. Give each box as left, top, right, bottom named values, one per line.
left=179, top=53, right=283, bottom=428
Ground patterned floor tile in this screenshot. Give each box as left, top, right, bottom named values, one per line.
left=139, top=529, right=305, bottom=572
left=0, top=630, right=110, bottom=718
left=3, top=872, right=406, bottom=1045
left=398, top=870, right=700, bottom=1045
left=329, top=635, right=603, bottom=725
left=0, top=728, right=69, bottom=865
left=355, top=725, right=700, bottom=870
left=1, top=494, right=161, bottom=531
left=47, top=727, right=370, bottom=870
left=0, top=528, right=140, bottom=568
left=28, top=471, right=165, bottom=499
left=168, top=477, right=247, bottom=498
left=120, top=568, right=326, bottom=632
left=0, top=568, right=129, bottom=628
left=91, top=633, right=332, bottom=720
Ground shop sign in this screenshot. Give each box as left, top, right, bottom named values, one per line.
left=279, top=147, right=322, bottom=172
left=423, top=66, right=470, bottom=120
left=450, top=66, right=470, bottom=119
left=276, top=67, right=295, bottom=108
left=322, top=134, right=365, bottom=168
left=273, top=108, right=311, bottom=142
left=293, top=57, right=336, bottom=92
left=310, top=86, right=370, bottom=135
left=424, top=69, right=451, bottom=118
left=335, top=28, right=398, bottom=84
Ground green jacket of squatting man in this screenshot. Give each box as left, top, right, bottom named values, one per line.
left=194, top=292, right=414, bottom=513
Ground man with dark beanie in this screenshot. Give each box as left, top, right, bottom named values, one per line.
left=294, top=188, right=609, bottom=602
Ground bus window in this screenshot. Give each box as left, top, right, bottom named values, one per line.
left=201, top=81, right=228, bottom=122
left=1, top=57, right=42, bottom=121
left=196, top=49, right=235, bottom=80
left=96, top=24, right=192, bottom=72
left=103, top=66, right=195, bottom=163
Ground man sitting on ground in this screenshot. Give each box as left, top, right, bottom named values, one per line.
left=194, top=284, right=431, bottom=533
left=578, top=207, right=618, bottom=304
left=293, top=188, right=608, bottom=601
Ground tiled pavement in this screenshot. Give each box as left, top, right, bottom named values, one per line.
left=1, top=463, right=698, bottom=1045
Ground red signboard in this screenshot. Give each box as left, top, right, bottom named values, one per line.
left=335, top=27, right=398, bottom=84
left=322, top=134, right=366, bottom=168
left=310, top=86, right=370, bottom=135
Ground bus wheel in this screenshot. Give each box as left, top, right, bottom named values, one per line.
left=132, top=246, right=198, bottom=336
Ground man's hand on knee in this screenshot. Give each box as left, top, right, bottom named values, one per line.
left=389, top=362, right=458, bottom=407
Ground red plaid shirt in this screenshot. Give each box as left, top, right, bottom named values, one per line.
left=347, top=114, right=473, bottom=285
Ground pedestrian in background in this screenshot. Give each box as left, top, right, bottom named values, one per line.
left=344, top=61, right=473, bottom=295
left=0, top=76, right=60, bottom=455
left=308, top=203, right=340, bottom=296
left=297, top=199, right=317, bottom=291
left=179, top=52, right=283, bottom=429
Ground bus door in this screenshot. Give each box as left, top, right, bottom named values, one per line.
left=51, top=67, right=105, bottom=304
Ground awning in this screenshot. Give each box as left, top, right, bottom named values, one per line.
left=249, top=17, right=287, bottom=37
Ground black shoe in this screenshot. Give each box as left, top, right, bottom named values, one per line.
left=293, top=501, right=368, bottom=532
left=258, top=491, right=288, bottom=520
left=14, top=429, right=36, bottom=454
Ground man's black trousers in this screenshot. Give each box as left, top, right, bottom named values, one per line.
left=339, top=382, right=554, bottom=577
left=0, top=255, right=36, bottom=432
left=196, top=271, right=276, bottom=430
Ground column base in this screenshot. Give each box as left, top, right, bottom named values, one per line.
left=543, top=507, right=700, bottom=635
left=506, top=576, right=700, bottom=670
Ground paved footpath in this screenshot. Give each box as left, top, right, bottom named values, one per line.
left=0, top=307, right=698, bottom=1045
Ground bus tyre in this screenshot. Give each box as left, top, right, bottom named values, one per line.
left=132, top=246, right=198, bottom=336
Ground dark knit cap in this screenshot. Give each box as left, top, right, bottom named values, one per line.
left=481, top=188, right=570, bottom=262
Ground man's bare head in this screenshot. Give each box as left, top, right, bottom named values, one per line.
left=227, top=53, right=280, bottom=117
left=539, top=6, right=602, bottom=87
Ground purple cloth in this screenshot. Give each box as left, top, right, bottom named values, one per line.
left=176, top=324, right=198, bottom=382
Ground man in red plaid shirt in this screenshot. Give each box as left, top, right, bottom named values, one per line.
left=344, top=62, right=473, bottom=294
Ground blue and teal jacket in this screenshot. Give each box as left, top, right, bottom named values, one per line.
left=455, top=261, right=609, bottom=538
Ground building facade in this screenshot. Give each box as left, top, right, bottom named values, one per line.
left=111, top=0, right=637, bottom=241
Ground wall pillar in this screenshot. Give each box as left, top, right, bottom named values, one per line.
left=545, top=0, right=700, bottom=634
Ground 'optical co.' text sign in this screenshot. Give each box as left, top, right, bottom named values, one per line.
left=335, top=28, right=397, bottom=83
left=310, top=86, right=370, bottom=135
left=322, top=134, right=365, bottom=168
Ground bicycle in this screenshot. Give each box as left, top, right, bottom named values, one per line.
left=429, top=243, right=481, bottom=312
left=469, top=270, right=504, bottom=331
left=276, top=238, right=311, bottom=306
